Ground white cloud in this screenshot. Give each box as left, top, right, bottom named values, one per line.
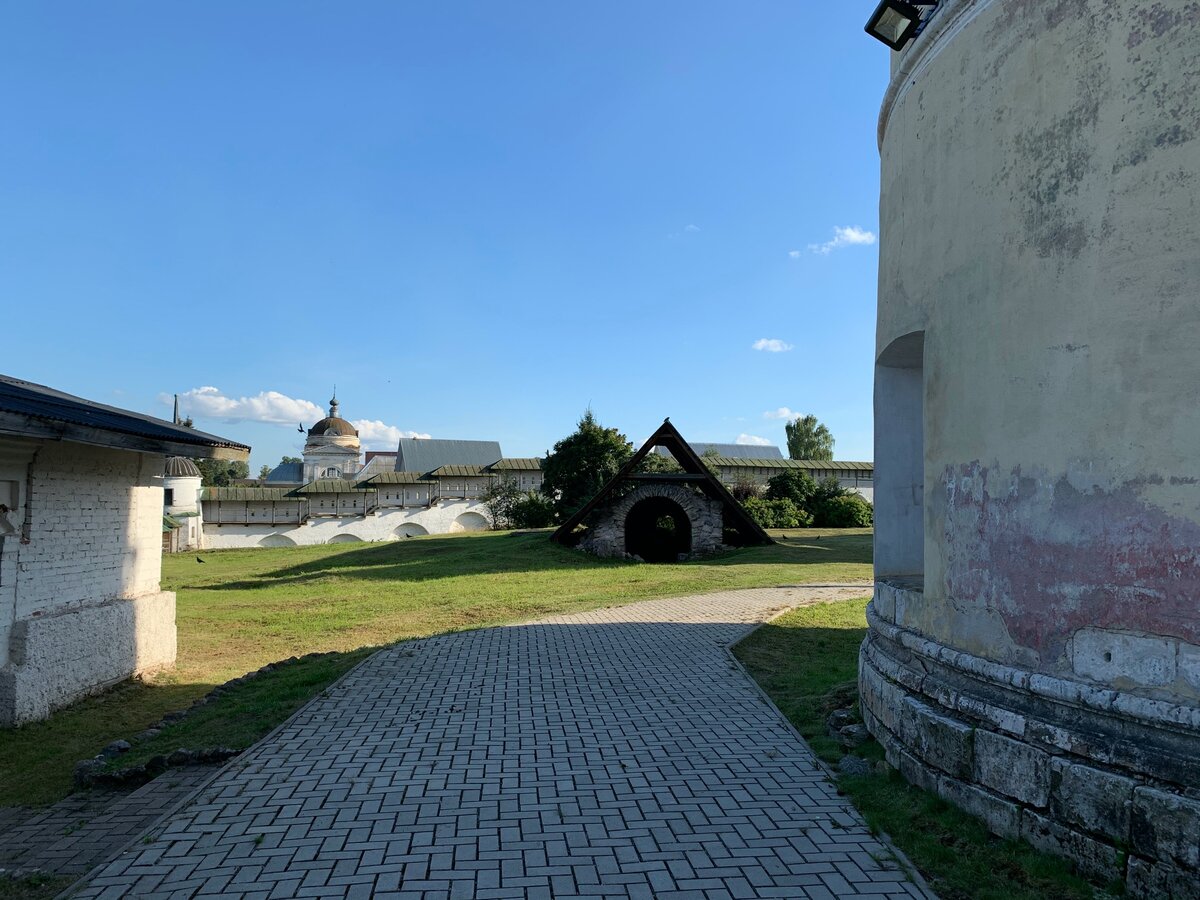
left=168, top=388, right=429, bottom=449
left=736, top=434, right=774, bottom=446
left=352, top=419, right=432, bottom=450
left=684, top=224, right=701, bottom=233
left=807, top=225, right=877, bottom=255
left=169, top=387, right=324, bottom=426
left=764, top=407, right=800, bottom=420
left=752, top=338, right=794, bottom=353
left=788, top=250, right=802, bottom=259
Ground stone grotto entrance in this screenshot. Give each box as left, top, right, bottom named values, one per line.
left=550, top=418, right=774, bottom=560
left=624, top=495, right=693, bottom=562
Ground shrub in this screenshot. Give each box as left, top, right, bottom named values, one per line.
left=742, top=497, right=812, bottom=529
left=765, top=470, right=819, bottom=508
left=728, top=477, right=763, bottom=503
left=508, top=492, right=557, bottom=528
left=817, top=494, right=874, bottom=528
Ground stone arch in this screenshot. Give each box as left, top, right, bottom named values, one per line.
left=326, top=533, right=363, bottom=544
left=392, top=523, right=429, bottom=539
left=581, top=482, right=724, bottom=560
left=259, top=533, right=297, bottom=548
left=450, top=512, right=490, bottom=533
left=875, top=330, right=925, bottom=580
left=624, top=495, right=692, bottom=562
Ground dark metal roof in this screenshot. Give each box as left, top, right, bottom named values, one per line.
left=490, top=457, right=543, bottom=471
left=293, top=479, right=374, bottom=494
left=265, top=462, right=305, bottom=483
left=164, top=456, right=202, bottom=477
left=0, top=374, right=249, bottom=459
left=711, top=458, right=874, bottom=472
left=395, top=438, right=503, bottom=475
left=363, top=471, right=433, bottom=485
left=308, top=416, right=358, bottom=437
left=352, top=455, right=398, bottom=481
left=200, top=487, right=302, bottom=502
left=428, top=464, right=496, bottom=478
left=657, top=442, right=784, bottom=460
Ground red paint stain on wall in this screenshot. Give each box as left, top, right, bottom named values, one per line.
left=943, top=462, right=1200, bottom=666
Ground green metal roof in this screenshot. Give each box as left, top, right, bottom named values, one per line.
left=162, top=514, right=184, bottom=532
left=293, top=479, right=375, bottom=494
left=363, top=471, right=434, bottom=485
left=708, top=458, right=874, bottom=472
left=490, top=458, right=543, bottom=471
left=428, top=465, right=497, bottom=477
left=200, top=487, right=303, bottom=501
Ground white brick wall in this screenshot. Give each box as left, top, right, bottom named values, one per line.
left=0, top=438, right=176, bottom=725
left=14, top=442, right=162, bottom=615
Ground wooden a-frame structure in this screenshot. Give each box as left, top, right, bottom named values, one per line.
left=549, top=418, right=774, bottom=547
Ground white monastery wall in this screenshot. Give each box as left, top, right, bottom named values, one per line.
left=202, top=500, right=493, bottom=549
left=0, top=438, right=176, bottom=726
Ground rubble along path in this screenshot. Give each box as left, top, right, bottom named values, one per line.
left=73, top=586, right=929, bottom=900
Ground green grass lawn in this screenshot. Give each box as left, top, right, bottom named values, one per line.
left=0, top=528, right=871, bottom=806
left=734, top=599, right=1104, bottom=900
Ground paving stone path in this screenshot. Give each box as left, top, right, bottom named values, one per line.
left=0, top=766, right=216, bottom=878
left=74, top=586, right=929, bottom=899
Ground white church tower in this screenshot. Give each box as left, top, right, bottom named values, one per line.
left=302, top=393, right=361, bottom=481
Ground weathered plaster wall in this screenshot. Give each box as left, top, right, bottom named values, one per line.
left=870, top=1, right=1200, bottom=892
left=0, top=438, right=176, bottom=725
left=877, top=0, right=1200, bottom=681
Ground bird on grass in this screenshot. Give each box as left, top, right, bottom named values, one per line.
left=195, top=557, right=206, bottom=564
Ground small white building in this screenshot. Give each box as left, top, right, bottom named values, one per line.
left=162, top=456, right=204, bottom=552
left=0, top=373, right=248, bottom=726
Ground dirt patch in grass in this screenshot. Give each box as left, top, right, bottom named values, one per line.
left=1, top=528, right=871, bottom=807
left=734, top=598, right=1105, bottom=900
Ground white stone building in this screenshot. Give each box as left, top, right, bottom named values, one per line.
left=200, top=399, right=544, bottom=549
left=162, top=456, right=204, bottom=552
left=0, top=373, right=248, bottom=726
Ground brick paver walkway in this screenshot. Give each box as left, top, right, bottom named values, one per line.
left=74, top=587, right=927, bottom=899
left=0, top=766, right=215, bottom=878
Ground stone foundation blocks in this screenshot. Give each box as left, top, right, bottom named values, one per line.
left=899, top=694, right=974, bottom=780
left=1131, top=786, right=1200, bottom=872
left=1050, top=758, right=1135, bottom=843
left=974, top=729, right=1051, bottom=807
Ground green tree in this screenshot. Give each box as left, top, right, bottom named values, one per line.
left=541, top=410, right=633, bottom=520
left=819, top=493, right=874, bottom=527
left=480, top=477, right=523, bottom=530
left=258, top=464, right=272, bottom=480
left=196, top=459, right=250, bottom=487
left=281, top=456, right=302, bottom=465
left=636, top=451, right=683, bottom=474
left=785, top=414, right=835, bottom=461
left=765, top=469, right=819, bottom=509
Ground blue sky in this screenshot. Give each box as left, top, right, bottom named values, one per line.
left=2, top=2, right=887, bottom=469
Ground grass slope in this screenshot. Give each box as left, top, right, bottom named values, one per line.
left=734, top=599, right=1102, bottom=900
left=1, top=528, right=870, bottom=806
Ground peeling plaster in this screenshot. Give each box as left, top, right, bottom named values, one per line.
left=942, top=462, right=1200, bottom=668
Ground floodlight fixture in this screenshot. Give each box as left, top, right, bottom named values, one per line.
left=865, top=0, right=938, bottom=51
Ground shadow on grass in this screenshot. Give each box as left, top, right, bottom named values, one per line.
left=195, top=529, right=874, bottom=592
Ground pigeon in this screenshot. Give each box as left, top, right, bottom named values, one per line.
left=196, top=557, right=206, bottom=564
